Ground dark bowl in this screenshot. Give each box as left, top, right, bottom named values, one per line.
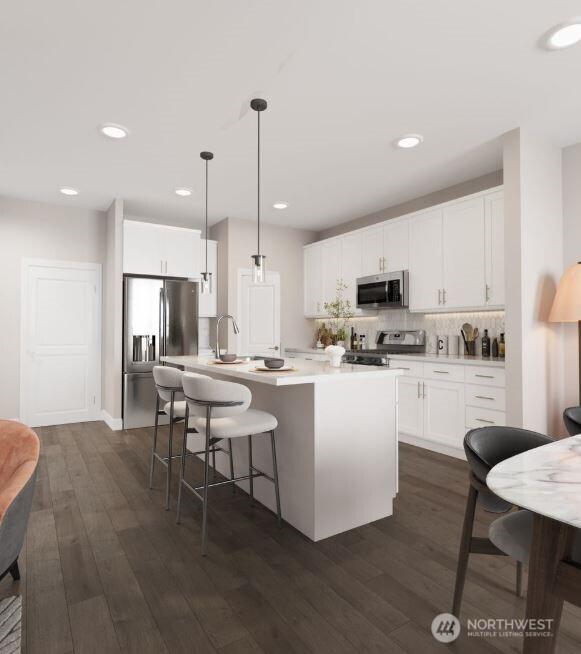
left=220, top=353, right=237, bottom=363
left=263, top=358, right=285, bottom=369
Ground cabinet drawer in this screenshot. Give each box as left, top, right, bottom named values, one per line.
left=424, top=362, right=465, bottom=383
left=466, top=406, right=506, bottom=429
left=389, top=359, right=424, bottom=378
left=465, top=384, right=505, bottom=411
left=465, top=365, right=505, bottom=387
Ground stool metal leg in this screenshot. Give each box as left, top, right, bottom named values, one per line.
left=176, top=405, right=189, bottom=525
left=212, top=447, right=217, bottom=482
left=201, top=405, right=213, bottom=556
left=516, top=561, right=523, bottom=597
left=228, top=439, right=235, bottom=494
left=149, top=395, right=160, bottom=489
left=248, top=435, right=254, bottom=505
left=270, top=430, right=282, bottom=528
left=165, top=392, right=175, bottom=510
left=452, top=483, right=478, bottom=616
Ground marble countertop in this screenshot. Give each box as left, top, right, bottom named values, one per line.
left=161, top=355, right=402, bottom=387
left=285, top=348, right=505, bottom=368
left=487, top=435, right=581, bottom=529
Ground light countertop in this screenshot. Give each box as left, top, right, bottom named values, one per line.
left=161, top=355, right=402, bottom=386
left=285, top=348, right=505, bottom=368
left=487, top=435, right=581, bottom=529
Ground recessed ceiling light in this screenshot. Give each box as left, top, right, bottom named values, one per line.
left=60, top=187, right=78, bottom=196
left=273, top=201, right=289, bottom=209
left=174, top=187, right=193, bottom=197
left=544, top=20, right=581, bottom=50
left=99, top=123, right=129, bottom=139
left=395, top=134, right=423, bottom=149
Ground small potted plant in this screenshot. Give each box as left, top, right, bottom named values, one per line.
left=323, top=280, right=354, bottom=348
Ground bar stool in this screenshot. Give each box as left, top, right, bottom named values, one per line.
left=150, top=366, right=200, bottom=510
left=176, top=373, right=282, bottom=555
left=452, top=426, right=553, bottom=616
left=563, top=406, right=581, bottom=435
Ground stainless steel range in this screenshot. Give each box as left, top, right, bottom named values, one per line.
left=343, top=329, right=426, bottom=366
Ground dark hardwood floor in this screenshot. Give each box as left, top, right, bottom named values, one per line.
left=4, top=421, right=581, bottom=653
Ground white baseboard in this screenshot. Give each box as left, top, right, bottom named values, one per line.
left=101, top=410, right=123, bottom=431
left=399, top=432, right=466, bottom=460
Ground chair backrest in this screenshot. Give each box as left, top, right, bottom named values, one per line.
left=153, top=365, right=185, bottom=402
left=563, top=406, right=581, bottom=436
left=464, top=426, right=553, bottom=484
left=182, top=373, right=251, bottom=418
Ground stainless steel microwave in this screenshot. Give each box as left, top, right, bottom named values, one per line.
left=356, top=271, right=409, bottom=309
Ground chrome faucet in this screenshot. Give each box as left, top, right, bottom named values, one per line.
left=215, top=314, right=240, bottom=357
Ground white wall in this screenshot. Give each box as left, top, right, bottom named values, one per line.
left=102, top=199, right=124, bottom=424
left=503, top=129, right=564, bottom=435
left=562, top=144, right=581, bottom=409
left=0, top=196, right=106, bottom=420
left=210, top=217, right=317, bottom=351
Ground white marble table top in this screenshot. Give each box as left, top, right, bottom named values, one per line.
left=487, top=435, right=581, bottom=529
left=161, top=355, right=402, bottom=386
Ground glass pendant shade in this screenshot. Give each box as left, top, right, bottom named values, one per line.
left=251, top=254, right=266, bottom=283
left=200, top=271, right=212, bottom=294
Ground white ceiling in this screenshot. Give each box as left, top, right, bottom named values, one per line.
left=1, top=1, right=581, bottom=232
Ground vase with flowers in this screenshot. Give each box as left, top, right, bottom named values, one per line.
left=323, top=280, right=354, bottom=348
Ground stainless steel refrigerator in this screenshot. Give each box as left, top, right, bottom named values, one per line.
left=123, top=275, right=199, bottom=429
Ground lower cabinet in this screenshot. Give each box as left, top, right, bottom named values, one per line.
left=393, top=359, right=506, bottom=459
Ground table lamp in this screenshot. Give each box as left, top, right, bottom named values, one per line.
left=549, top=262, right=581, bottom=402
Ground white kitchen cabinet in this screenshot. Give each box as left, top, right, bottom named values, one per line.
left=397, top=376, right=424, bottom=437
left=123, top=220, right=201, bottom=278
left=321, top=239, right=342, bottom=307
left=304, top=243, right=324, bottom=317
left=485, top=191, right=505, bottom=307
left=340, top=232, right=363, bottom=311
left=442, top=198, right=486, bottom=309
left=423, top=379, right=466, bottom=449
left=361, top=226, right=384, bottom=276
left=409, top=209, right=443, bottom=311
left=198, top=239, right=218, bottom=317
left=383, top=219, right=409, bottom=273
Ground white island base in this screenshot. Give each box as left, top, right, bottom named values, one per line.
left=162, top=356, right=401, bottom=541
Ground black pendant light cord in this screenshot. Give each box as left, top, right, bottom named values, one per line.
left=257, top=108, right=261, bottom=256
left=205, top=159, right=209, bottom=272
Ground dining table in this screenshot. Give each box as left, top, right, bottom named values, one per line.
left=487, top=434, right=581, bottom=654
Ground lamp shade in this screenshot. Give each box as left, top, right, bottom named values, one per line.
left=549, top=262, right=581, bottom=323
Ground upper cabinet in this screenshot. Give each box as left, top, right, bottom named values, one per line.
left=304, top=187, right=505, bottom=317
left=409, top=209, right=443, bottom=311
left=198, top=239, right=218, bottom=318
left=123, top=220, right=201, bottom=278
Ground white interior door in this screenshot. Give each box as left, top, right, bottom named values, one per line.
left=237, top=270, right=281, bottom=357
left=21, top=259, right=101, bottom=427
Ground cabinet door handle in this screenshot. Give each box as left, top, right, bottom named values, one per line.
left=438, top=289, right=442, bottom=305
left=161, top=260, right=164, bottom=274
left=475, top=395, right=494, bottom=400
left=433, top=370, right=449, bottom=374
left=417, top=381, right=421, bottom=398
left=475, top=418, right=495, bottom=424
left=442, top=288, right=446, bottom=304
left=399, top=366, right=411, bottom=370
left=485, top=284, right=490, bottom=302
left=475, top=374, right=494, bottom=379
left=422, top=382, right=426, bottom=398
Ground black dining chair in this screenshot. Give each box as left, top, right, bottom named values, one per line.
left=452, top=426, right=553, bottom=616
left=563, top=406, right=581, bottom=436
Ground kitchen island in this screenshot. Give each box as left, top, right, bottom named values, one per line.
left=161, top=355, right=401, bottom=541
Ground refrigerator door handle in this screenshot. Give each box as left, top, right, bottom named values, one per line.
left=158, top=288, right=165, bottom=357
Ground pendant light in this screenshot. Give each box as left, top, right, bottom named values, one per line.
left=200, top=151, right=214, bottom=294
left=250, top=98, right=267, bottom=283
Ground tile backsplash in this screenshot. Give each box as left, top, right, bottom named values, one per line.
left=315, top=310, right=505, bottom=355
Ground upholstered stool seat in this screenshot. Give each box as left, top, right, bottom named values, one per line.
left=163, top=401, right=187, bottom=418
left=189, top=409, right=278, bottom=439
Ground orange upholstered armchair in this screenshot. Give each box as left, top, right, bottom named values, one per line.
left=0, top=420, right=40, bottom=582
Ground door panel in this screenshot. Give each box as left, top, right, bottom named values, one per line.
left=304, top=244, right=323, bottom=316
left=442, top=198, right=486, bottom=308
left=163, top=280, right=198, bottom=357
left=340, top=232, right=362, bottom=312
left=409, top=210, right=443, bottom=311
left=238, top=271, right=281, bottom=356
left=397, top=377, right=423, bottom=437
left=383, top=220, right=409, bottom=272
left=361, top=226, right=384, bottom=276
left=21, top=261, right=101, bottom=427
left=123, top=221, right=164, bottom=275
left=423, top=379, right=465, bottom=448
left=321, top=240, right=342, bottom=307
left=124, top=276, right=163, bottom=373
left=485, top=192, right=505, bottom=306
left=164, top=227, right=200, bottom=278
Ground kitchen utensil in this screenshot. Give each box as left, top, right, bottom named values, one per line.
left=462, top=323, right=474, bottom=342
left=220, top=353, right=237, bottom=363
left=460, top=329, right=469, bottom=354
left=472, top=327, right=479, bottom=341
left=264, top=358, right=285, bottom=369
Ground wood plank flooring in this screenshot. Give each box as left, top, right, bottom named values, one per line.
left=3, top=421, right=580, bottom=653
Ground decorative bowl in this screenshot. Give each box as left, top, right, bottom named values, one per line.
left=263, top=358, right=285, bottom=369
left=219, top=353, right=237, bottom=363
